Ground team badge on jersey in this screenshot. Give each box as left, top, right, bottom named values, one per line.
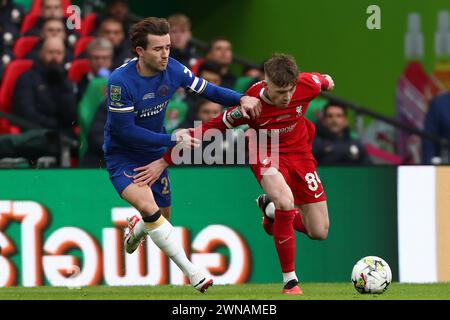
left=158, top=85, right=169, bottom=97
left=296, top=105, right=303, bottom=117
left=110, top=85, right=122, bottom=101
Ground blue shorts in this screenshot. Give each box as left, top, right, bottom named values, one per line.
left=104, top=152, right=171, bottom=208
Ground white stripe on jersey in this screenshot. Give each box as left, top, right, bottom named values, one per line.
left=189, top=77, right=200, bottom=92
left=109, top=106, right=134, bottom=112
left=197, top=79, right=208, bottom=94
left=223, top=110, right=233, bottom=129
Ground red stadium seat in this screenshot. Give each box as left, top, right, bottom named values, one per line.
left=81, top=13, right=97, bottom=36
left=0, top=60, right=34, bottom=113
left=20, top=13, right=40, bottom=34
left=12, top=36, right=40, bottom=59
left=74, top=36, right=94, bottom=58
left=68, top=59, right=92, bottom=83
left=0, top=60, right=33, bottom=134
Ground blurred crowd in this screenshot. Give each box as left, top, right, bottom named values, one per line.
left=0, top=0, right=446, bottom=168
left=0, top=0, right=269, bottom=168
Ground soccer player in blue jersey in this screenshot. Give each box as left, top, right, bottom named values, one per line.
left=103, top=17, right=261, bottom=293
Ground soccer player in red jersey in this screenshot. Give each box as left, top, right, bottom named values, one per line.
left=132, top=54, right=335, bottom=294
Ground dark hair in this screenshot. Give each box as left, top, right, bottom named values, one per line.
left=206, top=36, right=231, bottom=53
left=263, top=53, right=299, bottom=87
left=243, top=63, right=263, bottom=74
left=198, top=60, right=222, bottom=76
left=323, top=103, right=348, bottom=116
left=106, top=0, right=128, bottom=7
left=129, top=17, right=170, bottom=54
left=194, top=98, right=222, bottom=114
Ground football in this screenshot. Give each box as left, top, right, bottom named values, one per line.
left=351, top=256, right=392, bottom=294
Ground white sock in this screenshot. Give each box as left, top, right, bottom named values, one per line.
left=265, top=202, right=276, bottom=219
left=146, top=218, right=197, bottom=277
left=282, top=271, right=298, bottom=285
left=133, top=219, right=147, bottom=239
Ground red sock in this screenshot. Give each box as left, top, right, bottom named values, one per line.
left=273, top=208, right=296, bottom=273
left=293, top=209, right=307, bottom=234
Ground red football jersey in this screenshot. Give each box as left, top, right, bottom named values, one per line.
left=163, top=72, right=329, bottom=164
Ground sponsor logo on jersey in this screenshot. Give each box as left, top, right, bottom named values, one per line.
left=142, top=92, right=155, bottom=100
left=110, top=85, right=122, bottom=101
left=137, top=101, right=169, bottom=118
left=157, top=85, right=169, bottom=97
left=267, top=123, right=297, bottom=136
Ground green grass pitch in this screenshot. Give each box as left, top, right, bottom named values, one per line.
left=0, top=283, right=449, bottom=300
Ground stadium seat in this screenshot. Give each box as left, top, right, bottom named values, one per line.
left=81, top=13, right=97, bottom=37
left=0, top=60, right=33, bottom=134
left=12, top=36, right=40, bottom=59
left=74, top=36, right=94, bottom=58
left=0, top=118, right=20, bottom=134
left=68, top=59, right=91, bottom=83
left=0, top=59, right=34, bottom=113
left=19, top=13, right=40, bottom=34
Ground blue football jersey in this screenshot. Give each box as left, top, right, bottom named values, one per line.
left=103, top=57, right=242, bottom=157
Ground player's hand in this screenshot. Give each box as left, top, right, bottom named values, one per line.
left=174, top=128, right=200, bottom=148
left=240, top=95, right=262, bottom=119
left=323, top=74, right=335, bottom=91
left=133, top=158, right=169, bottom=187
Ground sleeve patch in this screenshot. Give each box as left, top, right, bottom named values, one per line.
left=110, top=85, right=122, bottom=101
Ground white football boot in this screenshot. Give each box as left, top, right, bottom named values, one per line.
left=124, top=215, right=145, bottom=254
left=189, top=269, right=214, bottom=293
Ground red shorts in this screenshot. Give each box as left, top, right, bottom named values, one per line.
left=250, top=154, right=327, bottom=206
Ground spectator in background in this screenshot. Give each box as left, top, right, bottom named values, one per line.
left=181, top=60, right=224, bottom=128
left=234, top=64, right=264, bottom=93
left=97, top=17, right=132, bottom=69
left=104, top=0, right=137, bottom=35
left=206, top=37, right=236, bottom=89
left=77, top=37, right=113, bottom=102
left=195, top=100, right=223, bottom=123
left=12, top=37, right=77, bottom=139
left=25, top=0, right=78, bottom=47
left=422, top=92, right=450, bottom=164
left=25, top=18, right=74, bottom=65
left=78, top=100, right=107, bottom=168
left=313, top=104, right=372, bottom=165
left=167, top=13, right=198, bottom=68
left=197, top=60, right=222, bottom=86
left=179, top=98, right=223, bottom=129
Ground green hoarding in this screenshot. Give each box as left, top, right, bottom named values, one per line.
left=0, top=167, right=397, bottom=287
